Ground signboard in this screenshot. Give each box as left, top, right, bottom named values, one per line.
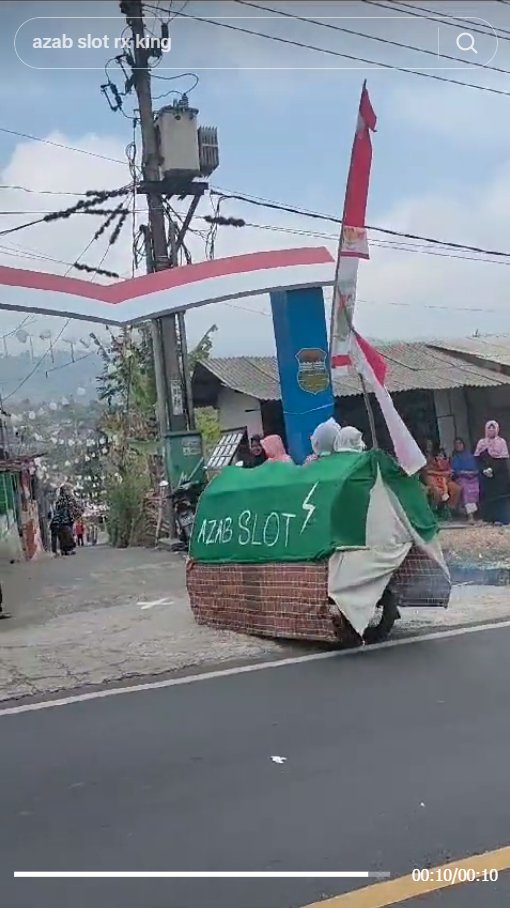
left=270, top=286, right=334, bottom=464
left=164, top=431, right=205, bottom=489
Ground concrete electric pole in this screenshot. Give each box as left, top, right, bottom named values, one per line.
left=118, top=0, right=218, bottom=509
left=120, top=0, right=187, bottom=438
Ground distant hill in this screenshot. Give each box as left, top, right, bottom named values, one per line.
left=0, top=349, right=102, bottom=406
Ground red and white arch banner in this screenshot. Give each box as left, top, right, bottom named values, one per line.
left=0, top=246, right=335, bottom=325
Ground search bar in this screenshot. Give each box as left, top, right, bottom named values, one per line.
left=12, top=13, right=500, bottom=71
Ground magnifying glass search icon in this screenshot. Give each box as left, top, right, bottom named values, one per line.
left=456, top=32, right=477, bottom=53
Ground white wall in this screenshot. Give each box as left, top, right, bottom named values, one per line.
left=0, top=512, right=23, bottom=562
left=433, top=388, right=471, bottom=452
left=217, top=388, right=263, bottom=437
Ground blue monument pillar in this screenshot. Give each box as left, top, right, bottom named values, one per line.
left=270, top=285, right=335, bottom=464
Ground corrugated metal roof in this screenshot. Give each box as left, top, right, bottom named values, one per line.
left=430, top=337, right=510, bottom=368
left=200, top=341, right=510, bottom=401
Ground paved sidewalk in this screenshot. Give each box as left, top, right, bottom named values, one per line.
left=0, top=545, right=281, bottom=702
left=0, top=545, right=509, bottom=702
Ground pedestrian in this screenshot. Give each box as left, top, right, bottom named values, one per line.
left=303, top=418, right=343, bottom=463
left=88, top=520, right=98, bottom=546
left=75, top=518, right=84, bottom=547
left=49, top=511, right=61, bottom=556
left=422, top=440, right=461, bottom=510
left=261, top=435, right=293, bottom=463
left=451, top=438, right=479, bottom=523
left=335, top=426, right=367, bottom=452
left=52, top=485, right=81, bottom=556
left=474, top=420, right=510, bottom=525
left=243, top=434, right=268, bottom=468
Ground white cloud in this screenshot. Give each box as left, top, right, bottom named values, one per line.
left=387, top=77, right=510, bottom=148
left=0, top=132, right=133, bottom=354
left=1, top=126, right=510, bottom=366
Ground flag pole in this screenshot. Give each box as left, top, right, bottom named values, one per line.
left=330, top=80, right=378, bottom=449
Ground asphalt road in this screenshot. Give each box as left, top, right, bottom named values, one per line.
left=1, top=623, right=510, bottom=908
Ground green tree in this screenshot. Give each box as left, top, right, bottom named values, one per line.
left=96, top=321, right=221, bottom=546
left=190, top=324, right=218, bottom=371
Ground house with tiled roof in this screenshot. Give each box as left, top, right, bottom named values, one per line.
left=192, top=337, right=510, bottom=458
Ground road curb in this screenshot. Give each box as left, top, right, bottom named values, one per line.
left=448, top=561, right=510, bottom=585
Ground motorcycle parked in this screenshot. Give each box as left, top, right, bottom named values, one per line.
left=170, top=481, right=204, bottom=552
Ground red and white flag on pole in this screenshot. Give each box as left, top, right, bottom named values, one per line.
left=330, top=83, right=425, bottom=475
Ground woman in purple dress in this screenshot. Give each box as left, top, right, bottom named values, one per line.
left=451, top=437, right=479, bottom=522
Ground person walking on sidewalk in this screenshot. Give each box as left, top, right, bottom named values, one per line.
left=52, top=485, right=82, bottom=556
left=75, top=518, right=84, bottom=547
left=49, top=510, right=61, bottom=556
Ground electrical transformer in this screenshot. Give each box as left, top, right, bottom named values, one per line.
left=155, top=100, right=219, bottom=182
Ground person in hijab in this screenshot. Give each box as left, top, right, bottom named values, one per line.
left=304, top=418, right=343, bottom=463
left=335, top=426, right=366, bottom=452
left=261, top=435, right=293, bottom=463
left=243, top=434, right=267, bottom=468
left=451, top=437, right=479, bottom=523
left=422, top=440, right=461, bottom=510
left=52, top=485, right=81, bottom=555
left=474, top=420, right=510, bottom=524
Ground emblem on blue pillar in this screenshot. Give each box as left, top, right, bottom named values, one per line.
left=295, top=348, right=330, bottom=395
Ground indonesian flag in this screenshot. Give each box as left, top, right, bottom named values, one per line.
left=330, top=83, right=425, bottom=476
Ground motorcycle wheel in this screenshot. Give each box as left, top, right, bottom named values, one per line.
left=363, top=587, right=399, bottom=645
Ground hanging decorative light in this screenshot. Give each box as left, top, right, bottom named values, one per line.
left=62, top=337, right=76, bottom=362
left=39, top=328, right=54, bottom=362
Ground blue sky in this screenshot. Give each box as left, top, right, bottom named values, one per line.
left=1, top=0, right=510, bottom=370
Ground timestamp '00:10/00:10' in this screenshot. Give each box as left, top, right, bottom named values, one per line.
left=413, top=868, right=498, bottom=883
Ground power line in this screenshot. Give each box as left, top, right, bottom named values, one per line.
left=0, top=217, right=48, bottom=238
left=0, top=211, right=126, bottom=215
left=143, top=3, right=510, bottom=97
left=44, top=351, right=96, bottom=375
left=0, top=243, right=82, bottom=270
left=366, top=1, right=510, bottom=43
left=394, top=0, right=510, bottom=40
left=3, top=319, right=71, bottom=401
left=0, top=126, right=127, bottom=166
left=2, top=201, right=128, bottom=399
left=0, top=186, right=130, bottom=239
left=1, top=315, right=35, bottom=340
left=236, top=0, right=510, bottom=77
left=219, top=216, right=510, bottom=266
left=210, top=186, right=510, bottom=259
left=223, top=290, right=510, bottom=317
left=0, top=185, right=94, bottom=197
left=2, top=181, right=509, bottom=265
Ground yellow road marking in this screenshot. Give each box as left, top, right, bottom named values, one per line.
left=300, top=845, right=510, bottom=907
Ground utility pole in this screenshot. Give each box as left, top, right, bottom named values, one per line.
left=0, top=395, right=6, bottom=458
left=120, top=0, right=187, bottom=438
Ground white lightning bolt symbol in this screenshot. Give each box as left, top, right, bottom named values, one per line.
left=301, top=482, right=318, bottom=534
